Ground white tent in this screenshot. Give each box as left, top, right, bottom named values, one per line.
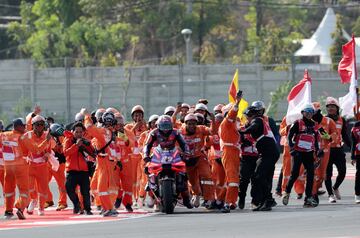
left=295, top=8, right=360, bottom=65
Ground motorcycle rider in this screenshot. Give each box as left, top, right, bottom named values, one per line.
left=143, top=115, right=193, bottom=209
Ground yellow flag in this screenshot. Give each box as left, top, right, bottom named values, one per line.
left=228, top=69, right=248, bottom=123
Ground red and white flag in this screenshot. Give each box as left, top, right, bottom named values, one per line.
left=285, top=69, right=312, bottom=125
left=339, top=36, right=358, bottom=118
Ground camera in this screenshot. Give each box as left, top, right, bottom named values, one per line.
left=81, top=139, right=90, bottom=146
left=236, top=90, right=243, bottom=98
left=72, top=138, right=90, bottom=147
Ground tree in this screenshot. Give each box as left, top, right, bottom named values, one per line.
left=352, top=16, right=360, bottom=36
left=330, top=14, right=348, bottom=71
left=5, top=0, right=359, bottom=66
left=8, top=0, right=133, bottom=66
left=266, top=80, right=295, bottom=119
left=0, top=0, right=22, bottom=59
left=241, top=1, right=305, bottom=66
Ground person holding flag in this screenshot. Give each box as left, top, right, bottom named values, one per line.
left=281, top=69, right=320, bottom=208
left=217, top=69, right=248, bottom=213
left=324, top=97, right=351, bottom=203
left=219, top=92, right=242, bottom=213
left=285, top=69, right=312, bottom=125
left=324, top=36, right=359, bottom=203
left=350, top=119, right=360, bottom=204
left=282, top=104, right=323, bottom=208
left=339, top=35, right=358, bottom=119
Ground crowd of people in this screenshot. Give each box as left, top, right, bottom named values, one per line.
left=1, top=92, right=359, bottom=219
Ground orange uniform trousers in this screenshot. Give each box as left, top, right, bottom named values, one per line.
left=313, top=148, right=330, bottom=194
left=130, top=154, right=142, bottom=201
left=46, top=163, right=67, bottom=206
left=0, top=166, right=4, bottom=191
left=115, top=157, right=133, bottom=206
left=186, top=157, right=215, bottom=201
left=29, top=163, right=49, bottom=210
left=4, top=163, right=29, bottom=212
left=95, top=158, right=113, bottom=211
left=90, top=169, right=101, bottom=207
left=109, top=160, right=120, bottom=204
left=281, top=145, right=291, bottom=192
left=138, top=160, right=148, bottom=199
left=221, top=147, right=240, bottom=205
left=210, top=159, right=226, bottom=202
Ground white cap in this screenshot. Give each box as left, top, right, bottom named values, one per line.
left=32, top=115, right=45, bottom=124
left=195, top=103, right=208, bottom=112
left=164, top=106, right=176, bottom=115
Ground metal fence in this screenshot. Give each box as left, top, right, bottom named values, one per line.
left=0, top=59, right=352, bottom=124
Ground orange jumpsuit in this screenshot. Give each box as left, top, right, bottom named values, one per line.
left=138, top=130, right=152, bottom=199
left=115, top=131, right=133, bottom=206
left=0, top=130, right=33, bottom=213
left=181, top=125, right=215, bottom=201
left=209, top=134, right=226, bottom=202
left=293, top=117, right=337, bottom=195
left=124, top=122, right=147, bottom=201
left=0, top=146, right=4, bottom=191
left=21, top=131, right=53, bottom=211
left=279, top=117, right=291, bottom=192
left=208, top=121, right=226, bottom=202
left=45, top=137, right=67, bottom=207
left=219, top=106, right=240, bottom=205
left=85, top=115, right=116, bottom=211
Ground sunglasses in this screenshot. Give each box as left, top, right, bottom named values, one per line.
left=34, top=122, right=45, bottom=127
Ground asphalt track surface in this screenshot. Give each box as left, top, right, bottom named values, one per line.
left=1, top=163, right=360, bottom=238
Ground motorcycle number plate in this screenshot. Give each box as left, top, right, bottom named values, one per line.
left=161, top=156, right=173, bottom=164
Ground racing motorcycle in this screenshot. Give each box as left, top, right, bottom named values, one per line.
left=146, top=146, right=187, bottom=214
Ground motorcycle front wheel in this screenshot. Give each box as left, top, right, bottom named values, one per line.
left=160, top=179, right=175, bottom=214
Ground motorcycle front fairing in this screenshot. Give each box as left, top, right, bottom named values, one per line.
left=147, top=146, right=186, bottom=176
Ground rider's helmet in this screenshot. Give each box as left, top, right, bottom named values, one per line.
left=156, top=115, right=173, bottom=135
left=50, top=123, right=65, bottom=137
left=102, top=111, right=116, bottom=127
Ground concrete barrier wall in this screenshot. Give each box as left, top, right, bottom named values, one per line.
left=0, top=59, right=350, bottom=123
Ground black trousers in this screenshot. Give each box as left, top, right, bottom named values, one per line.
left=276, top=167, right=283, bottom=193
left=252, top=154, right=279, bottom=205
left=251, top=139, right=280, bottom=205
left=355, top=158, right=360, bottom=195
left=239, top=156, right=257, bottom=203
left=325, top=147, right=346, bottom=195
left=285, top=151, right=314, bottom=198
left=65, top=171, right=91, bottom=211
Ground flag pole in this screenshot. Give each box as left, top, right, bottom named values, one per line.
left=353, top=34, right=359, bottom=118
